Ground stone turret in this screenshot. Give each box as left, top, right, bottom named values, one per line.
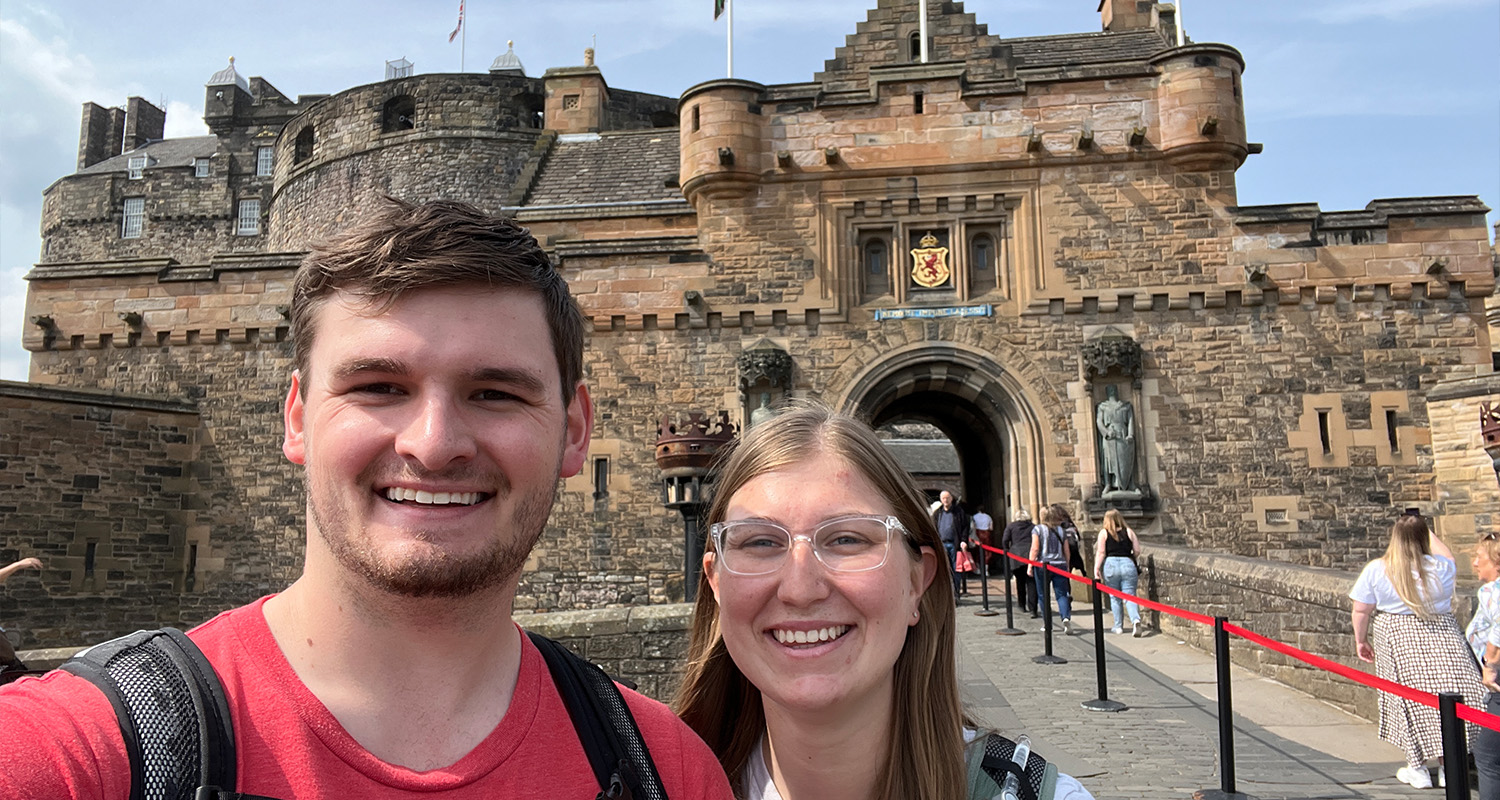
left=1150, top=43, right=1247, bottom=170
left=678, top=79, right=766, bottom=204
left=203, top=58, right=253, bottom=135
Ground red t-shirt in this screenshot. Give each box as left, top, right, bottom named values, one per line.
left=0, top=596, right=733, bottom=799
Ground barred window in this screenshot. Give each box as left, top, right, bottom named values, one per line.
left=121, top=197, right=144, bottom=239
left=237, top=198, right=261, bottom=236
left=127, top=156, right=147, bottom=180
left=256, top=146, right=274, bottom=177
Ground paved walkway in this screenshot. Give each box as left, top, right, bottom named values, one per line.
left=954, top=578, right=1466, bottom=799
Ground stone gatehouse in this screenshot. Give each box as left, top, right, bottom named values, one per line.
left=5, top=1, right=1497, bottom=709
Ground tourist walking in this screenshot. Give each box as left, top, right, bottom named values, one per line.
left=972, top=504, right=996, bottom=576
left=1468, top=531, right=1500, bottom=800
left=1093, top=509, right=1144, bottom=636
left=1001, top=509, right=1039, bottom=615
left=1030, top=506, right=1074, bottom=634
left=931, top=489, right=971, bottom=597
left=676, top=404, right=1095, bottom=799
left=1350, top=512, right=1482, bottom=790
left=0, top=557, right=41, bottom=674
left=1052, top=504, right=1087, bottom=577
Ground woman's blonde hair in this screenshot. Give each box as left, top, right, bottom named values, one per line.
left=673, top=403, right=967, bottom=799
left=1382, top=513, right=1435, bottom=617
left=1477, top=533, right=1500, bottom=576
left=1103, top=508, right=1127, bottom=541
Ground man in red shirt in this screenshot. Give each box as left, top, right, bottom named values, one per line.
left=0, top=199, right=733, bottom=800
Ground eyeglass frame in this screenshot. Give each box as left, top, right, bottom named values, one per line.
left=707, top=514, right=922, bottom=576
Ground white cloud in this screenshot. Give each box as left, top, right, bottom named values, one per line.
left=164, top=101, right=209, bottom=139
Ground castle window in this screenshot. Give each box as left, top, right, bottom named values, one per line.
left=294, top=127, right=315, bottom=164
left=193, top=158, right=211, bottom=178
left=860, top=234, right=892, bottom=300
left=909, top=32, right=922, bottom=61
left=255, top=146, right=274, bottom=177
left=969, top=231, right=997, bottom=295
left=127, top=156, right=146, bottom=180
left=121, top=197, right=144, bottom=239
left=237, top=198, right=261, bottom=236
left=382, top=95, right=417, bottom=133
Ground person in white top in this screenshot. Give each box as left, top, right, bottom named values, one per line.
left=1349, top=512, right=1482, bottom=790
left=675, top=405, right=1094, bottom=800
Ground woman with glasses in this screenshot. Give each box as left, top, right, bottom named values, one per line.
left=1350, top=512, right=1482, bottom=790
left=674, top=405, right=1093, bottom=800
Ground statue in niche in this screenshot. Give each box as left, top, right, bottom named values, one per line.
left=1095, top=384, right=1138, bottom=495
left=749, top=391, right=776, bottom=428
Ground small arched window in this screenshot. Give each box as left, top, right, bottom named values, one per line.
left=293, top=127, right=314, bottom=164
left=909, top=32, right=922, bottom=61
left=382, top=95, right=417, bottom=133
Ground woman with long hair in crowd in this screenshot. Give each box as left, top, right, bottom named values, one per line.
left=1092, top=509, right=1144, bottom=637
left=674, top=404, right=1092, bottom=799
left=1350, top=512, right=1482, bottom=789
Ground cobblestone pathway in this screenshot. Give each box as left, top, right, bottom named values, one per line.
left=954, top=581, right=1466, bottom=799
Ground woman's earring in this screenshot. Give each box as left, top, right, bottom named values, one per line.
left=912, top=610, right=920, bottom=620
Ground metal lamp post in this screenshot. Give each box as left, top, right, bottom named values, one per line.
left=654, top=410, right=738, bottom=602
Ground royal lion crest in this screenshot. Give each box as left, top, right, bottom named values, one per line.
left=909, top=232, right=951, bottom=288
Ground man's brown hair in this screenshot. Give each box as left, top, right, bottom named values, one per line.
left=290, top=198, right=585, bottom=401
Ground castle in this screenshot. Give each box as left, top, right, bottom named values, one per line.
left=6, top=1, right=1498, bottom=705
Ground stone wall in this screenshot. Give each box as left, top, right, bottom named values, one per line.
left=0, top=382, right=199, bottom=648
left=517, top=603, right=693, bottom=702
left=1142, top=544, right=1382, bottom=719
left=1428, top=373, right=1500, bottom=579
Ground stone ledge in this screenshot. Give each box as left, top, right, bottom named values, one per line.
left=0, top=379, right=198, bottom=415
left=516, top=603, right=692, bottom=640
left=1427, top=373, right=1500, bottom=403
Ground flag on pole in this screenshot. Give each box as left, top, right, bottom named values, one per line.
left=449, top=0, right=465, bottom=42
left=714, top=0, right=726, bottom=20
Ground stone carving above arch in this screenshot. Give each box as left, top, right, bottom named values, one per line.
left=1082, top=329, right=1143, bottom=385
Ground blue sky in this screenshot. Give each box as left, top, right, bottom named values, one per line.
left=1, top=0, right=1496, bottom=381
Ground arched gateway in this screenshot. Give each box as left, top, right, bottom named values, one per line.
left=840, top=344, right=1048, bottom=520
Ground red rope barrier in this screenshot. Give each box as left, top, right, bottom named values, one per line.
left=975, top=542, right=1500, bottom=732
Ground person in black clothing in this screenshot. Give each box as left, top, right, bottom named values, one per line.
left=931, top=490, right=971, bottom=596
left=1000, top=510, right=1038, bottom=615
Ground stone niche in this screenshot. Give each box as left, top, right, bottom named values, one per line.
left=737, top=339, right=794, bottom=430
left=1082, top=330, right=1157, bottom=517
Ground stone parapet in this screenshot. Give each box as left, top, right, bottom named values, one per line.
left=476, top=605, right=692, bottom=703
left=1142, top=544, right=1381, bottom=720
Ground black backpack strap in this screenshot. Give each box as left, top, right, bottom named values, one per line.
left=527, top=631, right=667, bottom=800
left=978, top=733, right=1049, bottom=800
left=61, top=628, right=237, bottom=800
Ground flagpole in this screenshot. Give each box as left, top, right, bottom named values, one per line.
left=919, top=0, right=928, bottom=63
left=461, top=4, right=467, bottom=71
left=1175, top=0, right=1185, bottom=46
left=727, top=0, right=734, bottom=78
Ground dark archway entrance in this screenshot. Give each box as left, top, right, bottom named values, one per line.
left=839, top=345, right=1046, bottom=526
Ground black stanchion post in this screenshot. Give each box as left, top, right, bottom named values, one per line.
left=996, top=552, right=1023, bottom=635
left=1438, top=692, right=1470, bottom=800
left=1193, top=616, right=1256, bottom=800
left=1082, top=576, right=1127, bottom=712
left=1032, top=566, right=1066, bottom=664
left=976, top=548, right=998, bottom=618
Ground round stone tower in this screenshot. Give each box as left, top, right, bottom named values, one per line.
left=269, top=72, right=545, bottom=249
left=678, top=79, right=767, bottom=204
left=1150, top=44, right=1248, bottom=171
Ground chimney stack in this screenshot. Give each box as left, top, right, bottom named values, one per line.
left=1098, top=0, right=1159, bottom=33
left=123, top=97, right=166, bottom=152
left=77, top=102, right=127, bottom=170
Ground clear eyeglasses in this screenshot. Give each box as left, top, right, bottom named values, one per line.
left=708, top=514, right=910, bottom=576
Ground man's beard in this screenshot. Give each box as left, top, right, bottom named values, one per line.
left=308, top=464, right=557, bottom=598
